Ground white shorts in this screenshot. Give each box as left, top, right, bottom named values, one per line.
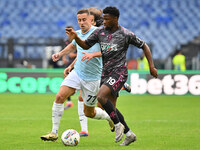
left=60, top=70, right=100, bottom=107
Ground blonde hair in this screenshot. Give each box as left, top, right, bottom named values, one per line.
left=88, top=7, right=102, bottom=18
left=88, top=7, right=103, bottom=27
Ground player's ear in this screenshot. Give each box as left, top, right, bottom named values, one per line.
left=114, top=16, right=118, bottom=21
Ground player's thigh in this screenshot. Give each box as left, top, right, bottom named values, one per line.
left=83, top=104, right=95, bottom=118
left=57, top=69, right=81, bottom=103
left=81, top=80, right=100, bottom=107
left=100, top=73, right=127, bottom=98
left=55, top=86, right=75, bottom=103
left=60, top=70, right=81, bottom=90
left=97, top=84, right=112, bottom=98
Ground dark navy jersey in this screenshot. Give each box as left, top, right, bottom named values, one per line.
left=85, top=26, right=145, bottom=75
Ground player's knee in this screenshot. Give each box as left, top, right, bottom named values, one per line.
left=97, top=102, right=104, bottom=110
left=55, top=93, right=66, bottom=103
left=96, top=95, right=102, bottom=103
left=78, top=95, right=83, bottom=102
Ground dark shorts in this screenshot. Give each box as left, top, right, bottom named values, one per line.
left=100, top=71, right=128, bottom=97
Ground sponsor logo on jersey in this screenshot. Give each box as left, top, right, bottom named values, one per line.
left=100, top=42, right=117, bottom=51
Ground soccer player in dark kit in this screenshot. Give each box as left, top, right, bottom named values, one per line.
left=66, top=6, right=158, bottom=146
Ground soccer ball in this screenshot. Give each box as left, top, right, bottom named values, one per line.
left=61, top=129, right=80, bottom=146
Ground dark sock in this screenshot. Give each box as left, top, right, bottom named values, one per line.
left=102, top=100, right=120, bottom=124
left=116, top=108, right=130, bottom=134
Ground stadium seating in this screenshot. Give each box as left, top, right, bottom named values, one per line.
left=0, top=0, right=200, bottom=59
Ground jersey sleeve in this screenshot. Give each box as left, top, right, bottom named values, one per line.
left=127, top=31, right=145, bottom=48
left=85, top=28, right=99, bottom=47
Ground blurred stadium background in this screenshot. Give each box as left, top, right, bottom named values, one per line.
left=0, top=0, right=200, bottom=69
left=0, top=1, right=200, bottom=149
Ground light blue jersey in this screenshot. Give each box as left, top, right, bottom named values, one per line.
left=72, top=26, right=102, bottom=81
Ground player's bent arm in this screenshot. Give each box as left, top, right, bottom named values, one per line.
left=65, top=27, right=91, bottom=50
left=62, top=54, right=68, bottom=64
left=81, top=51, right=102, bottom=62
left=142, top=43, right=158, bottom=78
left=74, top=36, right=91, bottom=50
left=59, top=43, right=76, bottom=57
left=52, top=43, right=76, bottom=62
left=142, top=43, right=154, bottom=68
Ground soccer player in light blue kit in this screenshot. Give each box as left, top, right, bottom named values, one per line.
left=40, top=8, right=114, bottom=141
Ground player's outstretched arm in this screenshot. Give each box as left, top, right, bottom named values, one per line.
left=59, top=43, right=76, bottom=57
left=52, top=43, right=75, bottom=62
left=65, top=28, right=90, bottom=50
left=142, top=43, right=158, bottom=78
left=81, top=51, right=102, bottom=62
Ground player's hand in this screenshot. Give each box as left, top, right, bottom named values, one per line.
left=52, top=53, right=60, bottom=62
left=65, top=28, right=77, bottom=40
left=81, top=52, right=93, bottom=63
left=150, top=67, right=158, bottom=78
left=63, top=66, right=72, bottom=78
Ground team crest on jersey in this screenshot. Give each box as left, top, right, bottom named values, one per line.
left=100, top=42, right=117, bottom=51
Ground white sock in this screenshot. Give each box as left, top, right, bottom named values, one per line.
left=52, top=102, right=64, bottom=134
left=93, top=107, right=110, bottom=121
left=126, top=130, right=133, bottom=137
left=78, top=101, right=88, bottom=133
left=114, top=122, right=121, bottom=127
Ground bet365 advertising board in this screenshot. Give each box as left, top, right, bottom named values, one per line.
left=129, top=70, right=200, bottom=95
left=0, top=68, right=199, bottom=95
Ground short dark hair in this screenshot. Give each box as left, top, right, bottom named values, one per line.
left=77, top=8, right=89, bottom=15
left=103, top=6, right=120, bottom=18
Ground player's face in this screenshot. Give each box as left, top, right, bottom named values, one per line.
left=77, top=13, right=91, bottom=33
left=103, top=14, right=116, bottom=30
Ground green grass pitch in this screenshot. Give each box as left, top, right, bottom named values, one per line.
left=0, top=94, right=200, bottom=150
